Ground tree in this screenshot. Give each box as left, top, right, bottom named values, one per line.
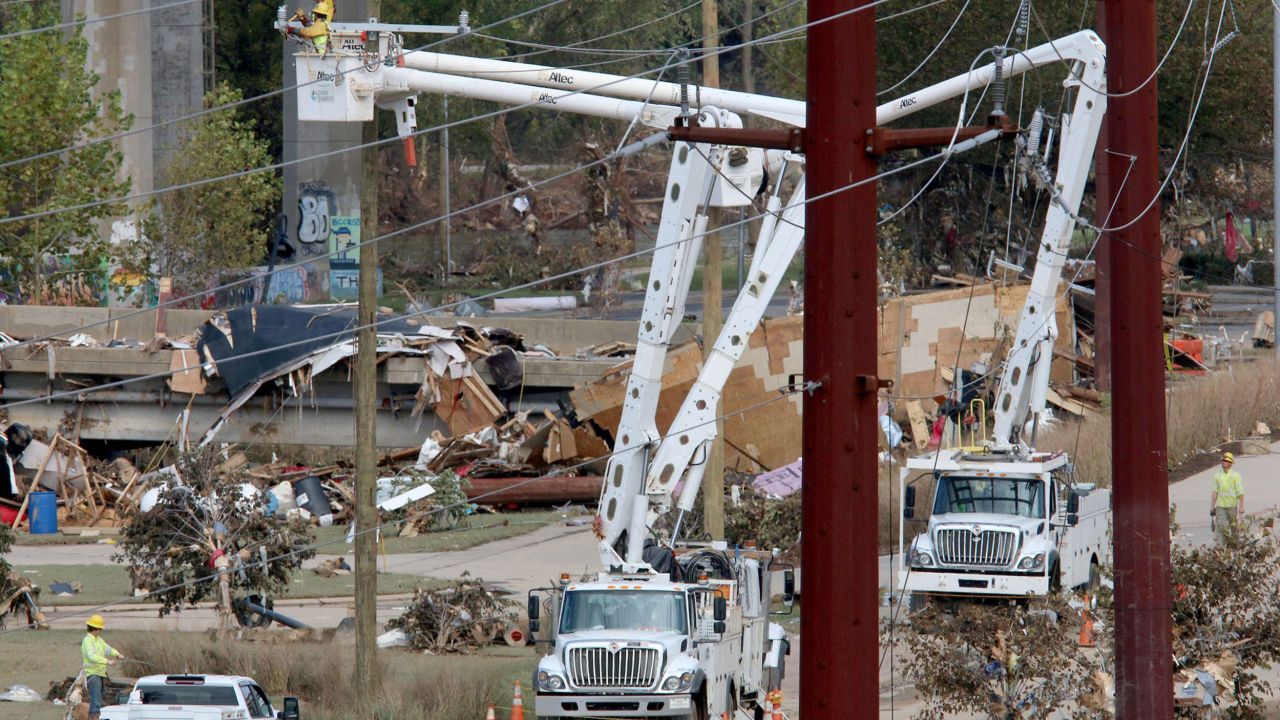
left=114, top=448, right=314, bottom=628
left=0, top=0, right=133, bottom=303
left=137, top=83, right=280, bottom=294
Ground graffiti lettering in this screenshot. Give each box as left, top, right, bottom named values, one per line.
left=297, top=182, right=336, bottom=256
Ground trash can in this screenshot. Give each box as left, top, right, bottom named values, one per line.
left=28, top=491, right=58, bottom=534
left=292, top=476, right=333, bottom=520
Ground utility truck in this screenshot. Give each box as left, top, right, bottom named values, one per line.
left=277, top=12, right=1115, bottom=711
left=898, top=31, right=1113, bottom=606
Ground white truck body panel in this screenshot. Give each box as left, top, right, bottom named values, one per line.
left=100, top=675, right=278, bottom=720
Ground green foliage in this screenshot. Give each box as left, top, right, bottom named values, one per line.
left=114, top=448, right=315, bottom=616
left=133, top=83, right=280, bottom=293
left=723, top=485, right=802, bottom=552
left=0, top=0, right=132, bottom=300
left=1179, top=249, right=1235, bottom=285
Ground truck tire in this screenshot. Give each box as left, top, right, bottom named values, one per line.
left=688, top=691, right=708, bottom=720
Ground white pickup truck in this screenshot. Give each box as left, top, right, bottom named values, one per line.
left=100, top=675, right=300, bottom=720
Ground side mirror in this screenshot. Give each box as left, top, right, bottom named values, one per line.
left=527, top=594, right=541, bottom=633
left=1066, top=513, right=1079, bottom=527
left=713, top=621, right=726, bottom=634
left=713, top=596, right=727, bottom=622
left=782, top=570, right=795, bottom=607
left=1066, top=492, right=1079, bottom=514
left=281, top=697, right=300, bottom=720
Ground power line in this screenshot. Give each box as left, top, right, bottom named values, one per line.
left=0, top=0, right=201, bottom=40
left=0, top=0, right=574, bottom=172
left=0, top=388, right=805, bottom=632
left=1, top=147, right=955, bottom=413
left=877, top=0, right=971, bottom=97
left=1, top=0, right=936, bottom=352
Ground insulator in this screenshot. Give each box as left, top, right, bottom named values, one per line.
left=458, top=9, right=470, bottom=30
left=676, top=48, right=692, bottom=119
left=990, top=48, right=1007, bottom=117
left=1016, top=0, right=1029, bottom=39
left=1025, top=109, right=1044, bottom=159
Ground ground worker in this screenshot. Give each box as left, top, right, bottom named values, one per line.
left=286, top=0, right=333, bottom=53
left=1210, top=451, right=1244, bottom=543
left=82, top=614, right=123, bottom=720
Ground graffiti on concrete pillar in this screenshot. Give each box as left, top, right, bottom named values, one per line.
left=297, top=182, right=336, bottom=256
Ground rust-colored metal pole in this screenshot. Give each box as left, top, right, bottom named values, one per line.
left=1103, top=0, right=1172, bottom=716
left=801, top=0, right=878, bottom=717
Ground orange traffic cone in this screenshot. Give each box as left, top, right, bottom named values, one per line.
left=767, top=690, right=784, bottom=720
left=484, top=703, right=496, bottom=720
left=1078, top=594, right=1096, bottom=647
left=510, top=682, right=524, bottom=720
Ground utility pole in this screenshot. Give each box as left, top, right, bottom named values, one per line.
left=1273, top=2, right=1279, bottom=357
left=802, top=0, right=878, bottom=717
left=701, top=0, right=725, bottom=540
left=440, top=96, right=452, bottom=287
left=1103, top=0, right=1171, bottom=716
left=354, top=7, right=381, bottom=713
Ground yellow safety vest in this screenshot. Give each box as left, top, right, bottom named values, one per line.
left=1213, top=469, right=1243, bottom=509
left=81, top=633, right=119, bottom=677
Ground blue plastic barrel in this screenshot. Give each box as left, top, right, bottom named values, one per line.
left=28, top=491, right=58, bottom=534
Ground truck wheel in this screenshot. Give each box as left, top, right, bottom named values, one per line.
left=689, top=692, right=708, bottom=720
left=1087, top=560, right=1101, bottom=591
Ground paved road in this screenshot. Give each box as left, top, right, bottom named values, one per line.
left=15, top=444, right=1280, bottom=716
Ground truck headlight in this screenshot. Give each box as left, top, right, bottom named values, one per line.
left=1017, top=553, right=1045, bottom=571
left=536, top=671, right=566, bottom=691
left=910, top=549, right=934, bottom=568
left=662, top=672, right=695, bottom=692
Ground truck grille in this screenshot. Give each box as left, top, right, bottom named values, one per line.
left=935, top=527, right=1019, bottom=567
left=566, top=645, right=661, bottom=690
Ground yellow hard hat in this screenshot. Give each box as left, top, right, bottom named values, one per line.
left=86, top=615, right=106, bottom=630
left=1223, top=452, right=1235, bottom=463
left=312, top=0, right=334, bottom=18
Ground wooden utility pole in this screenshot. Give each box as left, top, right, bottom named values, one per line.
left=354, top=7, right=381, bottom=713
left=802, top=0, right=879, bottom=715
left=700, top=0, right=725, bottom=540
left=439, top=96, right=452, bottom=287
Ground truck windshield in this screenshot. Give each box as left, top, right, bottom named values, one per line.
left=135, top=684, right=240, bottom=706
left=559, top=590, right=688, bottom=634
left=933, top=476, right=1045, bottom=519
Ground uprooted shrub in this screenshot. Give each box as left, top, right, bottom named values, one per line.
left=891, top=513, right=1280, bottom=719
left=889, top=597, right=1101, bottom=720
left=114, top=447, right=315, bottom=619
left=385, top=577, right=518, bottom=653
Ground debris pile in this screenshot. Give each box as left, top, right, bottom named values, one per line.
left=384, top=578, right=519, bottom=653
left=113, top=447, right=315, bottom=625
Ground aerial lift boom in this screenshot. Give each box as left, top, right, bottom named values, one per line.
left=281, top=19, right=1106, bottom=566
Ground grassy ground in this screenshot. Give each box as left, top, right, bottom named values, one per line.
left=311, top=509, right=567, bottom=555
left=9, top=533, right=120, bottom=547
left=0, top=629, right=538, bottom=720
left=12, top=565, right=437, bottom=608
left=15, top=511, right=565, bottom=553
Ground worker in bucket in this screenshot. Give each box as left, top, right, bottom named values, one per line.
left=285, top=0, right=334, bottom=53
left=1210, top=451, right=1244, bottom=543
left=82, top=614, right=123, bottom=720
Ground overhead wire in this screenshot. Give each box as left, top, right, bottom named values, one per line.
left=0, top=386, right=808, bottom=632
left=0, top=0, right=935, bottom=174
left=2, top=0, right=938, bottom=352
left=0, top=0, right=577, bottom=172
left=0, top=0, right=201, bottom=40
left=882, top=0, right=1237, bottom=694
left=1, top=145, right=956, bottom=414
left=876, top=0, right=971, bottom=97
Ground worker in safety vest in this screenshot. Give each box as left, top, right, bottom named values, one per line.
left=286, top=0, right=333, bottom=53
left=82, top=614, right=123, bottom=720
left=1210, top=451, right=1244, bottom=543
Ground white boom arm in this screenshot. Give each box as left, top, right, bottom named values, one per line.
left=284, top=26, right=1106, bottom=564
left=989, top=39, right=1106, bottom=450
